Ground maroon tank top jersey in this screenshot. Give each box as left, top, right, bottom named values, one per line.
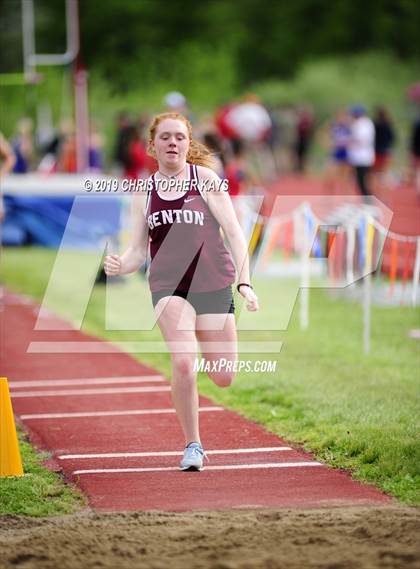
left=145, top=163, right=236, bottom=293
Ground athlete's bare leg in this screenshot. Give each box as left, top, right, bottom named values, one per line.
left=154, top=296, right=200, bottom=446
left=196, top=313, right=238, bottom=387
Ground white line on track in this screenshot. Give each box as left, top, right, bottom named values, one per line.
left=28, top=341, right=283, bottom=354
left=20, top=406, right=224, bottom=420
left=9, top=376, right=165, bottom=388
left=73, top=462, right=323, bottom=474
left=59, top=447, right=293, bottom=459
left=11, top=386, right=171, bottom=398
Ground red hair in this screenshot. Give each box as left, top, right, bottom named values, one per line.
left=147, top=112, right=216, bottom=169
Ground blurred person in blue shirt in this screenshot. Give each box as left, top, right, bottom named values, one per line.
left=0, top=132, right=16, bottom=223
left=12, top=118, right=34, bottom=174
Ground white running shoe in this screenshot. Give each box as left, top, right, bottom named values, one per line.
left=179, top=442, right=208, bottom=471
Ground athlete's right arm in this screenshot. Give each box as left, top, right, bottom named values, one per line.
left=104, top=193, right=149, bottom=276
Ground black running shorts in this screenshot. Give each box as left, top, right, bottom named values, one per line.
left=151, top=285, right=235, bottom=315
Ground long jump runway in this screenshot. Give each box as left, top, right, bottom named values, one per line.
left=2, top=290, right=393, bottom=511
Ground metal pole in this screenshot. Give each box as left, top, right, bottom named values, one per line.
left=300, top=203, right=309, bottom=330
left=412, top=237, right=420, bottom=307
left=74, top=64, right=89, bottom=173
left=22, top=0, right=36, bottom=79
left=28, top=0, right=79, bottom=66
left=363, top=267, right=371, bottom=354
left=363, top=215, right=374, bottom=354
left=346, top=224, right=355, bottom=285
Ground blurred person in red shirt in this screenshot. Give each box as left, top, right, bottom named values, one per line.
left=215, top=102, right=239, bottom=142
left=123, top=125, right=148, bottom=180
left=224, top=139, right=255, bottom=226
left=225, top=139, right=249, bottom=198
left=57, top=132, right=77, bottom=173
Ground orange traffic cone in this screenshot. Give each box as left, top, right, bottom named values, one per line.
left=0, top=377, right=24, bottom=477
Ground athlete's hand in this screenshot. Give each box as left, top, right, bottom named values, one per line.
left=104, top=254, right=122, bottom=276
left=239, top=286, right=259, bottom=311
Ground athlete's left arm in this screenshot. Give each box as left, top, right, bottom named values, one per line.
left=198, top=166, right=258, bottom=310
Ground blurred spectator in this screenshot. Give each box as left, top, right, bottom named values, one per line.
left=202, top=132, right=225, bottom=177
left=321, top=108, right=352, bottom=194
left=12, top=118, right=34, bottom=173
left=273, top=103, right=297, bottom=174
left=0, top=132, right=16, bottom=223
left=409, top=116, right=420, bottom=195
left=57, top=129, right=77, bottom=173
left=136, top=111, right=152, bottom=136
left=225, top=139, right=254, bottom=225
left=373, top=107, right=395, bottom=163
left=294, top=105, right=314, bottom=173
left=38, top=119, right=74, bottom=173
left=266, top=105, right=282, bottom=176
left=224, top=94, right=274, bottom=182
left=215, top=101, right=239, bottom=142
left=225, top=139, right=249, bottom=197
left=88, top=122, right=105, bottom=172
left=137, top=114, right=158, bottom=175
left=163, top=91, right=194, bottom=122
left=224, top=94, right=272, bottom=143
left=407, top=82, right=420, bottom=105
left=113, top=111, right=132, bottom=173
left=123, top=125, right=148, bottom=180
left=164, top=91, right=187, bottom=112
left=36, top=103, right=55, bottom=153
left=348, top=105, right=375, bottom=196
left=372, top=106, right=396, bottom=191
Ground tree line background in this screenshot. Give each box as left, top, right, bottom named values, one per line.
left=1, top=0, right=419, bottom=90
left=1, top=0, right=419, bottom=163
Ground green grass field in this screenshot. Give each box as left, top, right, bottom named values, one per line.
left=0, top=429, right=85, bottom=516
left=1, top=247, right=419, bottom=515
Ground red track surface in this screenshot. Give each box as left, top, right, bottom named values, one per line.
left=2, top=290, right=394, bottom=512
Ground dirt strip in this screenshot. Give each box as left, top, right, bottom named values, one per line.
left=1, top=506, right=419, bottom=569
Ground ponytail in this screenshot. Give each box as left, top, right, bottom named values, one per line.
left=187, top=138, right=216, bottom=168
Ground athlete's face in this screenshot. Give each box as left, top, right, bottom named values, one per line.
left=153, top=119, right=190, bottom=169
